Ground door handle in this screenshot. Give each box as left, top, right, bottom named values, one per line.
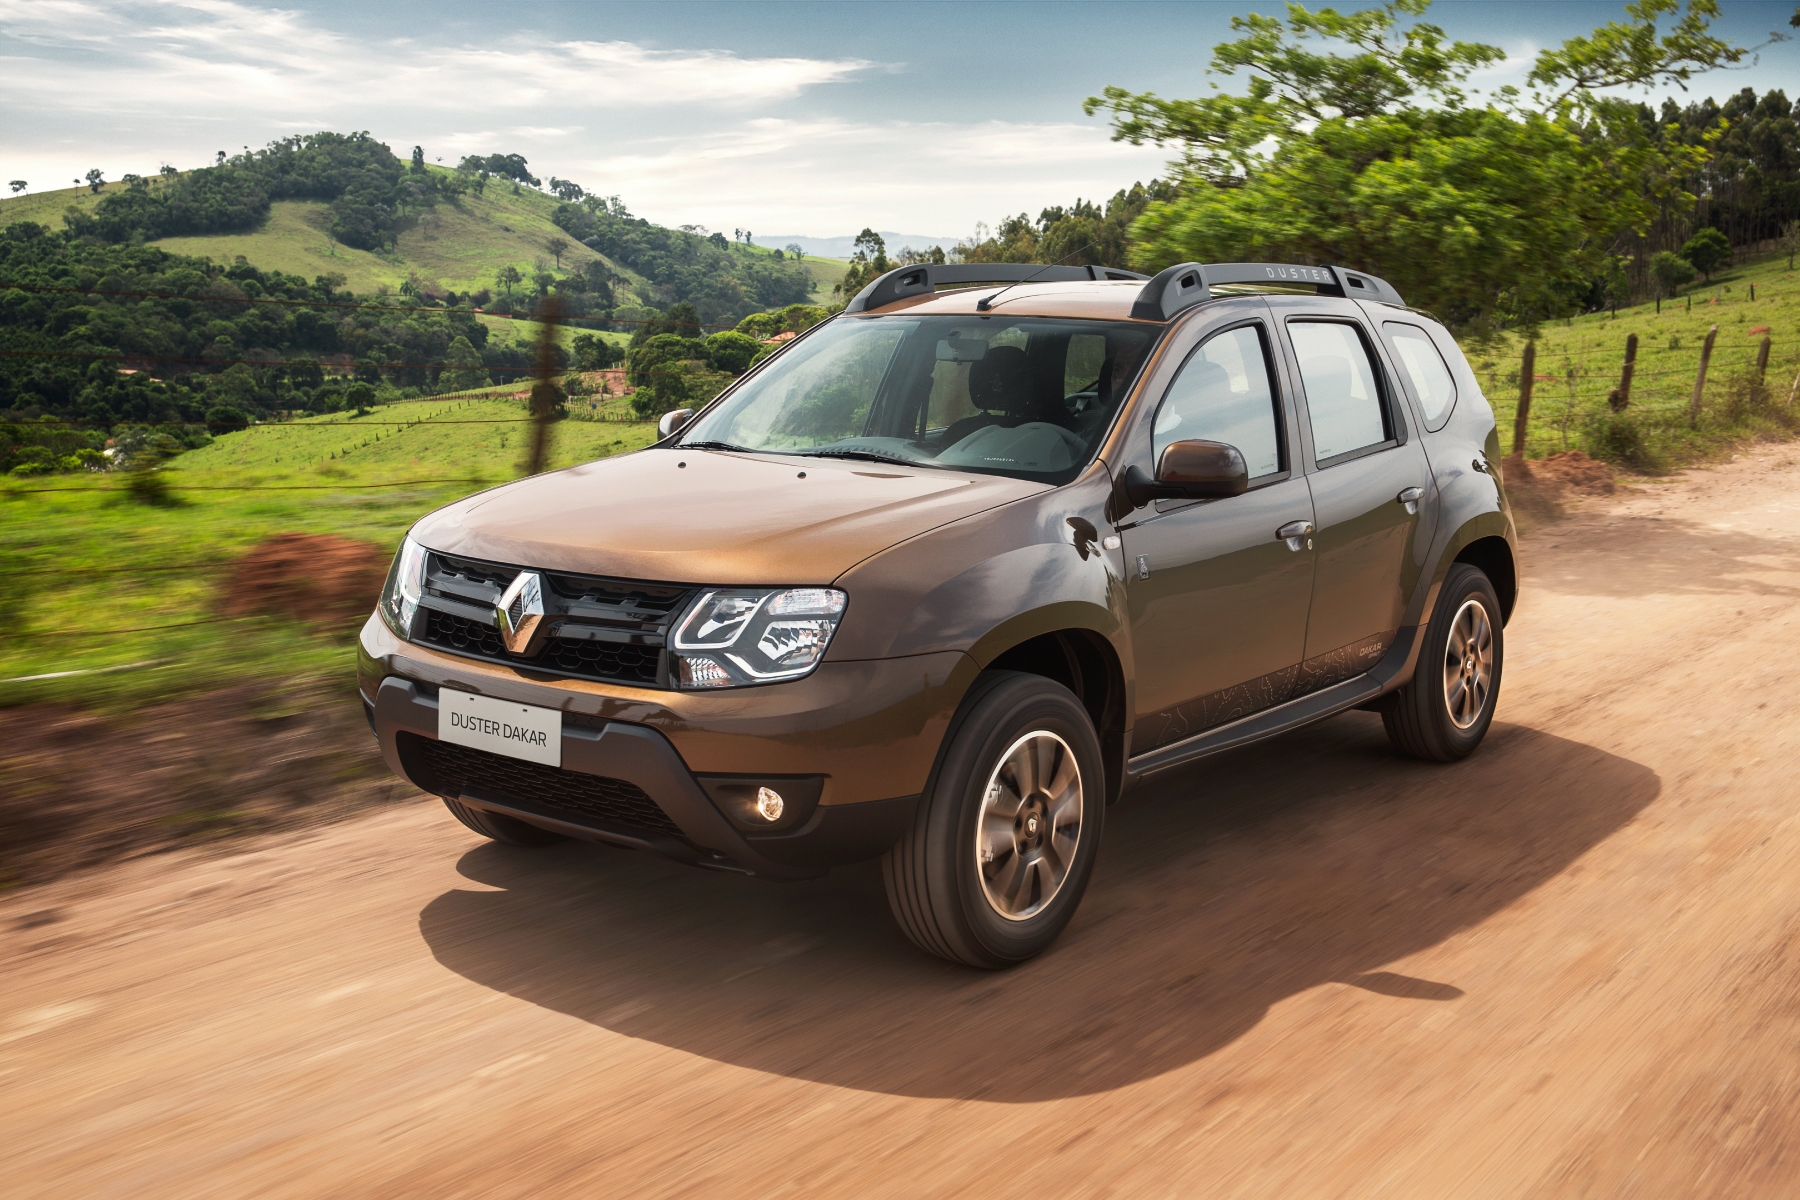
left=1276, top=520, right=1314, bottom=552
left=1396, top=485, right=1424, bottom=514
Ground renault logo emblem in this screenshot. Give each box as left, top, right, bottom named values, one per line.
left=494, top=571, right=546, bottom=653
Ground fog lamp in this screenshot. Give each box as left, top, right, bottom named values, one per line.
left=754, top=787, right=785, bottom=822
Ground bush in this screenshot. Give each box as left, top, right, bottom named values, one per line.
left=1586, top=412, right=1661, bottom=473
left=204, top=404, right=249, bottom=431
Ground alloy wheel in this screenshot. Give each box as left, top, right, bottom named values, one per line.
left=1442, top=598, right=1494, bottom=729
left=975, top=730, right=1083, bottom=920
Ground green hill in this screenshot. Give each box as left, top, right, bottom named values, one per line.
left=0, top=164, right=846, bottom=315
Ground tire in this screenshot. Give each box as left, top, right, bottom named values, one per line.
left=442, top=797, right=563, bottom=847
left=1382, top=562, right=1504, bottom=761
left=883, top=671, right=1105, bottom=968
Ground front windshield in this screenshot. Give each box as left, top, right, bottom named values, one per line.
left=678, top=313, right=1159, bottom=483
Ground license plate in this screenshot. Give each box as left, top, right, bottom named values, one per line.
left=438, top=689, right=562, bottom=767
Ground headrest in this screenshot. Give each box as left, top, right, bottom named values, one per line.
left=968, top=345, right=1031, bottom=413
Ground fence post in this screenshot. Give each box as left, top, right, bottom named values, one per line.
left=1608, top=332, right=1638, bottom=412
left=1754, top=335, right=1771, bottom=382
left=1513, top=341, right=1535, bottom=457
left=1689, top=324, right=1718, bottom=427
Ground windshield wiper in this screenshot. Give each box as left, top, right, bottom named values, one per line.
left=680, top=440, right=755, bottom=453
left=795, top=448, right=919, bottom=463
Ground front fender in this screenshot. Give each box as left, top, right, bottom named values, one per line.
left=828, top=464, right=1131, bottom=671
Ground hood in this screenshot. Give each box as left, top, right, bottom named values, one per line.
left=410, top=446, right=1046, bottom=585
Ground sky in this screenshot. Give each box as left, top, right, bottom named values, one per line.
left=2, top=0, right=1796, bottom=240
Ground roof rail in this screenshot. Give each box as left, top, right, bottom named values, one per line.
left=1130, top=261, right=1408, bottom=320
left=843, top=262, right=1149, bottom=314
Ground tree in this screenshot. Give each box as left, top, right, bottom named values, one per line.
left=571, top=333, right=621, bottom=370
left=345, top=381, right=376, bottom=416
left=1680, top=226, right=1731, bottom=279
left=1650, top=250, right=1696, bottom=296
left=84, top=168, right=105, bottom=193
left=8, top=181, right=24, bottom=195
left=438, top=336, right=491, bottom=392
left=833, top=229, right=891, bottom=300
left=705, top=330, right=761, bottom=374
left=1783, top=220, right=1800, bottom=269
left=545, top=235, right=569, bottom=269
left=1086, top=0, right=1755, bottom=331
left=785, top=243, right=805, bottom=259
left=495, top=264, right=522, bottom=298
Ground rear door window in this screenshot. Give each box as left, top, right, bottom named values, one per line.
left=1288, top=320, right=1390, bottom=464
left=1152, top=323, right=1283, bottom=480
left=1383, top=322, right=1457, bottom=428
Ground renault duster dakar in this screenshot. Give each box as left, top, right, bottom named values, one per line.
left=359, top=259, right=1518, bottom=968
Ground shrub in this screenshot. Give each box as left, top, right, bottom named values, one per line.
left=1586, top=412, right=1661, bottom=473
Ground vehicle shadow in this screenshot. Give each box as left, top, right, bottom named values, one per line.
left=418, top=711, right=1658, bottom=1101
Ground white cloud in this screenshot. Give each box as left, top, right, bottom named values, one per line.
left=0, top=0, right=1166, bottom=233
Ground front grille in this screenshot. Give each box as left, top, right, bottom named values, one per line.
left=423, top=609, right=507, bottom=658
left=535, top=636, right=660, bottom=684
left=411, top=551, right=695, bottom=688
left=399, top=732, right=684, bottom=839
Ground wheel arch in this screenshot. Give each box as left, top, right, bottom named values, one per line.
left=983, top=627, right=1128, bottom=805
left=1452, top=534, right=1517, bottom=623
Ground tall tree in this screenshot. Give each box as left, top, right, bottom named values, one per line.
left=545, top=236, right=569, bottom=269
left=833, top=229, right=891, bottom=300
left=1087, top=0, right=1756, bottom=331
left=84, top=168, right=105, bottom=193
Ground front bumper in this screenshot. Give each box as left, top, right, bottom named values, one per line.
left=359, top=615, right=978, bottom=878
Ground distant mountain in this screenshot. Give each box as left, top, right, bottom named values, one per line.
left=752, top=231, right=961, bottom=259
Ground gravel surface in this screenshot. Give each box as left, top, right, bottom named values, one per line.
left=5, top=445, right=1800, bottom=1197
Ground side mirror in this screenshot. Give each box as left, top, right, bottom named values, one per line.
left=1122, top=439, right=1249, bottom=508
left=657, top=408, right=694, bottom=439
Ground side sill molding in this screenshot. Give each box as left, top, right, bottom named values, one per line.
left=1125, top=673, right=1382, bottom=781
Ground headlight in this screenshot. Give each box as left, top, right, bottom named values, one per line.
left=672, top=587, right=846, bottom=688
left=380, top=536, right=427, bottom=638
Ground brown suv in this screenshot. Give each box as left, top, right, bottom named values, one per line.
left=360, top=260, right=1517, bottom=967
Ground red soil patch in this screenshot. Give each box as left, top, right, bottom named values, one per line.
left=222, top=533, right=389, bottom=626
left=1532, top=450, right=1616, bottom=497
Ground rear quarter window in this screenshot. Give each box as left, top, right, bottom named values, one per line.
left=1384, top=322, right=1458, bottom=429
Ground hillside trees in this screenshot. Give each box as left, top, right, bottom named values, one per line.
left=551, top=199, right=814, bottom=326
left=955, top=183, right=1176, bottom=268
left=63, top=133, right=446, bottom=252
left=1087, top=0, right=1757, bottom=330
left=0, top=220, right=509, bottom=429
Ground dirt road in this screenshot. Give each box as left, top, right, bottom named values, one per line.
left=7, top=447, right=1800, bottom=1198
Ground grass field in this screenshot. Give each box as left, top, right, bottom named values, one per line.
left=1458, top=253, right=1800, bottom=465
left=0, top=399, right=661, bottom=707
